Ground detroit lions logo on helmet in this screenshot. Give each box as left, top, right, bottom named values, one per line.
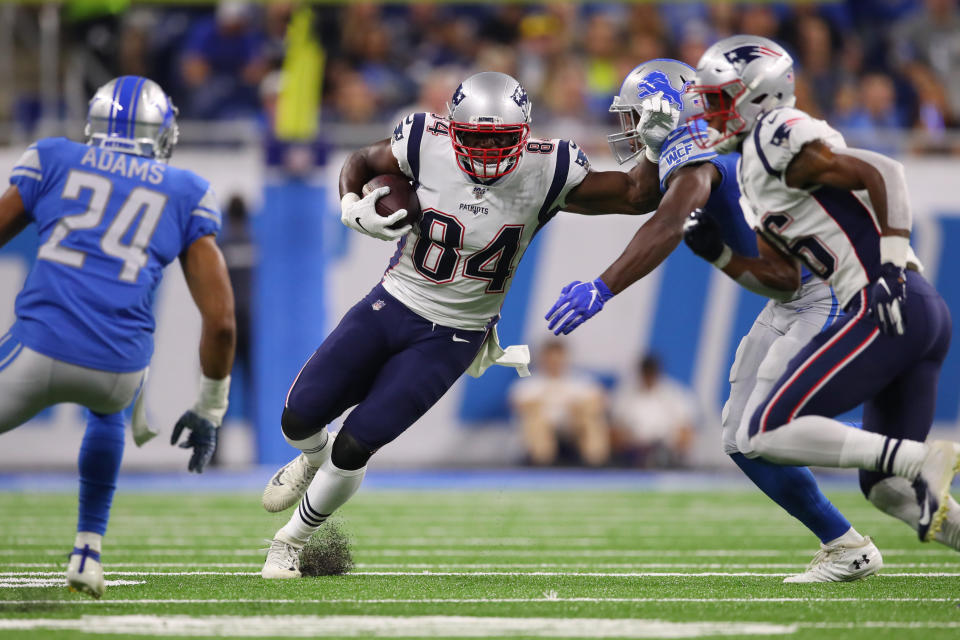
left=451, top=84, right=466, bottom=106
left=723, top=45, right=783, bottom=73
left=511, top=84, right=529, bottom=109
left=636, top=71, right=690, bottom=111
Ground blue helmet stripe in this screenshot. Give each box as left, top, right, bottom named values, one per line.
left=126, top=76, right=147, bottom=139
left=114, top=77, right=137, bottom=139
left=108, top=79, right=123, bottom=136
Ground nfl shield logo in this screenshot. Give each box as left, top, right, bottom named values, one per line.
left=372, top=300, right=386, bottom=311
left=473, top=186, right=487, bottom=200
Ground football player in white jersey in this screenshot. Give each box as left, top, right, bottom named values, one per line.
left=260, top=71, right=662, bottom=578
left=546, top=57, right=882, bottom=582
left=682, top=35, right=960, bottom=548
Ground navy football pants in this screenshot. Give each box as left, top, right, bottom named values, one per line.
left=285, top=284, right=487, bottom=452
left=749, top=271, right=952, bottom=494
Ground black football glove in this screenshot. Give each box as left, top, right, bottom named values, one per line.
left=170, top=410, right=218, bottom=473
left=868, top=262, right=907, bottom=336
left=683, top=209, right=726, bottom=263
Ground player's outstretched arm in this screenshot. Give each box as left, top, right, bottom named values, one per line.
left=338, top=139, right=411, bottom=240
left=174, top=235, right=236, bottom=473
left=684, top=211, right=800, bottom=302
left=545, top=163, right=715, bottom=336
left=786, top=140, right=911, bottom=335
left=0, top=186, right=31, bottom=249
left=600, top=163, right=717, bottom=294
left=563, top=158, right=662, bottom=216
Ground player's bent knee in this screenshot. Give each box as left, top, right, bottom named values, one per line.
left=280, top=407, right=324, bottom=441
left=331, top=430, right=373, bottom=471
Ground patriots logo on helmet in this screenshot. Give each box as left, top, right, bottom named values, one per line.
left=770, top=117, right=805, bottom=146
left=723, top=45, right=783, bottom=73
left=451, top=84, right=466, bottom=106
left=511, top=84, right=529, bottom=109
left=636, top=71, right=691, bottom=110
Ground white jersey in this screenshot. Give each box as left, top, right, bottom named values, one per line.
left=738, top=107, right=908, bottom=308
left=383, top=112, right=590, bottom=331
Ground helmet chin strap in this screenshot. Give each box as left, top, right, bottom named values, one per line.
left=707, top=127, right=742, bottom=154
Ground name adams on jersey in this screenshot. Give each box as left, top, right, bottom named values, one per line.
left=385, top=112, right=590, bottom=331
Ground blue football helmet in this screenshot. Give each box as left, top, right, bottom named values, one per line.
left=85, top=76, right=179, bottom=162
left=608, top=59, right=701, bottom=164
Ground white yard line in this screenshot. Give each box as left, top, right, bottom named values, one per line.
left=2, top=562, right=957, bottom=570
left=0, top=597, right=956, bottom=606
left=2, top=570, right=959, bottom=578
left=0, top=614, right=796, bottom=637
left=0, top=578, right=143, bottom=588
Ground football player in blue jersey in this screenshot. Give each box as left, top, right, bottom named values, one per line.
left=545, top=59, right=883, bottom=582
left=0, top=77, right=235, bottom=598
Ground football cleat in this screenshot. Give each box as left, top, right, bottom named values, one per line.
left=783, top=536, right=882, bottom=583
left=914, top=440, right=960, bottom=542
left=66, top=545, right=105, bottom=598
left=262, top=537, right=302, bottom=579
left=262, top=453, right=320, bottom=513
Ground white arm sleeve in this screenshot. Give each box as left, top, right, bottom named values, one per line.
left=832, top=147, right=912, bottom=234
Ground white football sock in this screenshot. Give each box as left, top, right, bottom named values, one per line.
left=74, top=531, right=102, bottom=553
left=824, top=526, right=865, bottom=548
left=868, top=476, right=960, bottom=549
left=751, top=415, right=925, bottom=479
left=283, top=428, right=331, bottom=468
left=276, top=459, right=366, bottom=548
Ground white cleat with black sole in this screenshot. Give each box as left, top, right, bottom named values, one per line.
left=262, top=536, right=302, bottom=579
left=783, top=536, right=882, bottom=583
left=66, top=545, right=105, bottom=598
left=914, top=440, right=960, bottom=542
left=262, top=453, right=320, bottom=513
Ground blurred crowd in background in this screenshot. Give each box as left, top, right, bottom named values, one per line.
left=4, top=1, right=960, bottom=153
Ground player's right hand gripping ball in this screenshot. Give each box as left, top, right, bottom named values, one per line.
left=869, top=263, right=907, bottom=336
left=682, top=209, right=725, bottom=263
left=170, top=411, right=218, bottom=473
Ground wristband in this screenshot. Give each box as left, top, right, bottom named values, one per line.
left=644, top=145, right=660, bottom=164
left=194, top=374, right=230, bottom=426
left=880, top=235, right=909, bottom=268
left=711, top=245, right=733, bottom=270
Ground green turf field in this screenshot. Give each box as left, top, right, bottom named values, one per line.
left=0, top=487, right=958, bottom=639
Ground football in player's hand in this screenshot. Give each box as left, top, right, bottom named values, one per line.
left=362, top=174, right=422, bottom=230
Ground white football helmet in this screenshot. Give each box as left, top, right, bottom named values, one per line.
left=447, top=71, right=532, bottom=180
left=688, top=35, right=795, bottom=153
left=608, top=58, right=701, bottom=164
left=85, top=76, right=179, bottom=162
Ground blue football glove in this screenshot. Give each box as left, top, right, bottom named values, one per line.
left=868, top=262, right=907, bottom=336
left=545, top=278, right=614, bottom=336
left=682, top=209, right=726, bottom=263
left=170, top=410, right=218, bottom=473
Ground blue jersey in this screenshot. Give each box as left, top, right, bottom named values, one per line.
left=8, top=138, right=221, bottom=372
left=659, top=125, right=758, bottom=257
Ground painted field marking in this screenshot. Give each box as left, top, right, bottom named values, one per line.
left=0, top=614, right=795, bottom=637
left=2, top=562, right=958, bottom=570
left=0, top=596, right=957, bottom=606
left=3, top=570, right=960, bottom=578
left=0, top=578, right=143, bottom=589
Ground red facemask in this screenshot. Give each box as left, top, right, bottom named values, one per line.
left=449, top=122, right=530, bottom=180
left=686, top=79, right=748, bottom=150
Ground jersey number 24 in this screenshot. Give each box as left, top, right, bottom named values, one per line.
left=38, top=170, right=167, bottom=283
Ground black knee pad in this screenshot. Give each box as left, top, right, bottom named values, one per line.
left=280, top=407, right=324, bottom=441
left=331, top=430, right=373, bottom=470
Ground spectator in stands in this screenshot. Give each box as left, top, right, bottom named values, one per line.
left=894, top=0, right=960, bottom=122
left=611, top=355, right=696, bottom=468
left=509, top=341, right=610, bottom=467
left=180, top=1, right=268, bottom=119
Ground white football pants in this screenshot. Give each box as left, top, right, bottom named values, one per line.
left=721, top=279, right=837, bottom=457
